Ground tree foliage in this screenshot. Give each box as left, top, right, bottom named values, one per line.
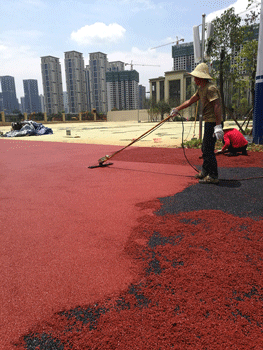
left=156, top=100, right=171, bottom=120
left=147, top=98, right=171, bottom=121
left=230, top=0, right=259, bottom=116
left=207, top=8, right=244, bottom=119
left=232, top=38, right=258, bottom=109
left=246, top=0, right=261, bottom=25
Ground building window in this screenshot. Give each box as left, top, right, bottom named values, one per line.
left=152, top=82, right=156, bottom=104
left=160, top=81, right=164, bottom=101
left=169, top=80, right=180, bottom=105
left=186, top=77, right=192, bottom=100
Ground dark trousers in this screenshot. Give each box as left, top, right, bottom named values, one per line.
left=201, top=122, right=218, bottom=178
left=228, top=144, right=248, bottom=155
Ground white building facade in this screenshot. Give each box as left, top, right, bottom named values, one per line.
left=41, top=56, right=64, bottom=115
left=89, top=52, right=108, bottom=113
left=64, top=51, right=88, bottom=113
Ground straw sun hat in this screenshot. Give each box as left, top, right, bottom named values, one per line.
left=189, top=62, right=213, bottom=80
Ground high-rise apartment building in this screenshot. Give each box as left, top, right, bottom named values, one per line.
left=0, top=76, right=19, bottom=114
left=39, top=94, right=45, bottom=113
left=20, top=97, right=26, bottom=113
left=231, top=24, right=259, bottom=75
left=108, top=61, right=125, bottom=72
left=138, top=85, right=146, bottom=109
left=84, top=65, right=91, bottom=112
left=89, top=52, right=108, bottom=113
left=63, top=91, right=69, bottom=113
left=172, top=42, right=197, bottom=73
left=106, top=70, right=139, bottom=111
left=23, top=79, right=41, bottom=114
left=64, top=51, right=88, bottom=113
left=41, top=56, right=64, bottom=115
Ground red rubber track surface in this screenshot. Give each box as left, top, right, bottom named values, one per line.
left=0, top=140, right=196, bottom=349
left=1, top=140, right=262, bottom=349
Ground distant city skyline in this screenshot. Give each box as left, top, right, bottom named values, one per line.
left=0, top=0, right=256, bottom=100
left=0, top=76, right=19, bottom=114
left=23, top=79, right=41, bottom=114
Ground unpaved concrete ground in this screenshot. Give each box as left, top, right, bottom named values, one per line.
left=0, top=120, right=242, bottom=147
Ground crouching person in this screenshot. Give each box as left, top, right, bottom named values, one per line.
left=217, top=128, right=248, bottom=156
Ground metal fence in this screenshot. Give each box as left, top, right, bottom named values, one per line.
left=0, top=111, right=107, bottom=125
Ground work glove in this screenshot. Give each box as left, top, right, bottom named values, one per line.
left=215, top=149, right=223, bottom=155
left=214, top=124, right=224, bottom=140
left=170, top=108, right=179, bottom=117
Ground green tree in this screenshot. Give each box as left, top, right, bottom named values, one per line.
left=243, top=0, right=260, bottom=109
left=147, top=97, right=159, bottom=122
left=231, top=0, right=259, bottom=116
left=156, top=100, right=171, bottom=120
left=246, top=0, right=260, bottom=24
left=207, top=8, right=244, bottom=120
left=232, top=38, right=258, bottom=109
left=144, top=97, right=151, bottom=109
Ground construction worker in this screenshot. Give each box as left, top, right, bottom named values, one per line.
left=216, top=127, right=248, bottom=156
left=171, top=62, right=223, bottom=184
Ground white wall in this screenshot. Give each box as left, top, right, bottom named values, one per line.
left=107, top=109, right=150, bottom=122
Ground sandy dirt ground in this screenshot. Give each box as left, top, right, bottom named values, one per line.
left=0, top=120, right=241, bottom=147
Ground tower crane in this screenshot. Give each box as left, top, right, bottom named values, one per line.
left=151, top=36, right=184, bottom=50
left=125, top=60, right=160, bottom=70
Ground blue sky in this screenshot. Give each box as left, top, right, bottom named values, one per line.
left=0, top=0, right=259, bottom=100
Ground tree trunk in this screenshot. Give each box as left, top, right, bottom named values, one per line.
left=219, top=49, right=226, bottom=121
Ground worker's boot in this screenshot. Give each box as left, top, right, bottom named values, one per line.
left=195, top=172, right=206, bottom=179
left=199, top=175, right=219, bottom=185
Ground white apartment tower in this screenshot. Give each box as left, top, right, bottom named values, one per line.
left=84, top=65, right=91, bottom=112
left=89, top=52, right=108, bottom=113
left=41, top=56, right=64, bottom=114
left=64, top=51, right=88, bottom=113
left=108, top=61, right=125, bottom=72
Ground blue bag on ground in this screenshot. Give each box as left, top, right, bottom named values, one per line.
left=3, top=121, right=53, bottom=137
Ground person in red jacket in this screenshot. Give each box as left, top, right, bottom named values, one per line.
left=217, top=128, right=248, bottom=156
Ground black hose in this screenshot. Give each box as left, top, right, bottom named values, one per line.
left=179, top=113, right=199, bottom=173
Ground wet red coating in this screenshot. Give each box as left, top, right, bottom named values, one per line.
left=0, top=140, right=195, bottom=349
left=15, top=207, right=263, bottom=349
left=1, top=140, right=262, bottom=349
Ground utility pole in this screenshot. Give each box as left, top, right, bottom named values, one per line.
left=253, top=0, right=263, bottom=144
left=193, top=14, right=206, bottom=139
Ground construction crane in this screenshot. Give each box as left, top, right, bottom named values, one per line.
left=151, top=36, right=184, bottom=50
left=125, top=60, right=160, bottom=70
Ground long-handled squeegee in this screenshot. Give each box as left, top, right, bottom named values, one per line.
left=88, top=114, right=173, bottom=169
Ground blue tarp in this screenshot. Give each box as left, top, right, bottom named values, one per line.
left=3, top=121, right=53, bottom=137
